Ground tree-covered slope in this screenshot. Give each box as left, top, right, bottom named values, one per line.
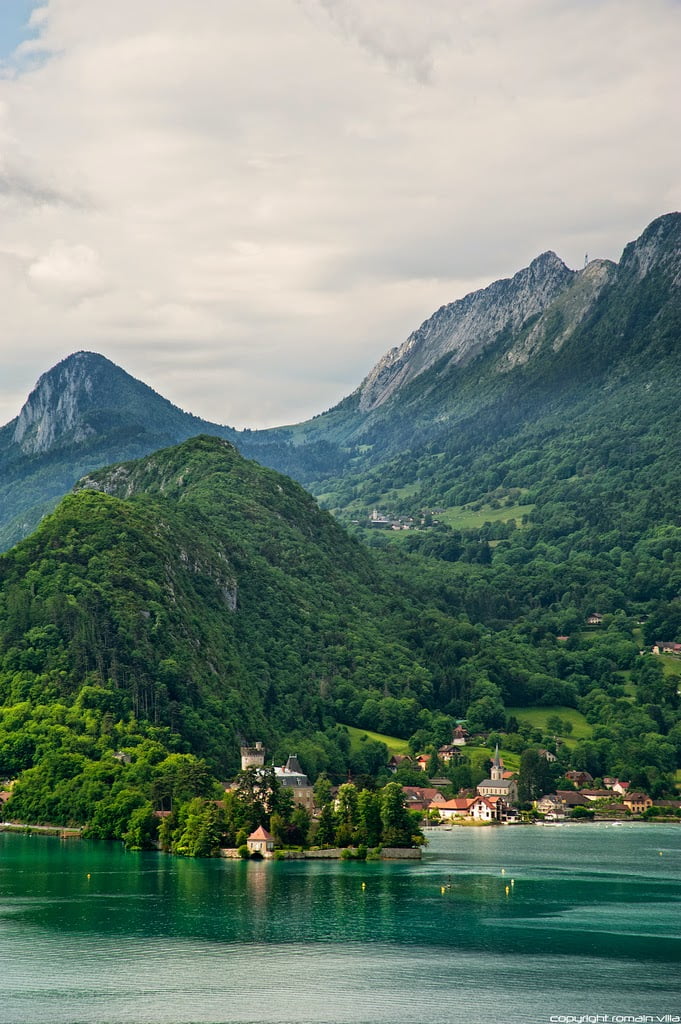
left=0, top=436, right=433, bottom=782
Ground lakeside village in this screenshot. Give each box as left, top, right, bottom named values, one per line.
left=229, top=731, right=681, bottom=862
left=4, top=728, right=678, bottom=858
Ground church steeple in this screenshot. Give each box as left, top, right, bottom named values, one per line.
left=490, top=744, right=503, bottom=781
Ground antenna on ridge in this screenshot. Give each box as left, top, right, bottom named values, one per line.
left=584, top=252, right=589, bottom=267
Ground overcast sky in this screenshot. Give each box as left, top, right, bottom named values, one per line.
left=0, top=0, right=679, bottom=430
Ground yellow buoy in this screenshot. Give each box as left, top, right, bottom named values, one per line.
left=361, top=881, right=366, bottom=890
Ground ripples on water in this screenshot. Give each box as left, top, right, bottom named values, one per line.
left=0, top=823, right=679, bottom=1024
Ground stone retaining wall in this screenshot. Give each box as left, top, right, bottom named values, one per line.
left=218, top=846, right=422, bottom=860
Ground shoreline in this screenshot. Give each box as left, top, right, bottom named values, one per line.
left=0, top=821, right=82, bottom=839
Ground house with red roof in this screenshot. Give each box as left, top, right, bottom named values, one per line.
left=433, top=798, right=474, bottom=820
left=247, top=826, right=275, bottom=856
left=402, top=787, right=446, bottom=811
left=429, top=794, right=509, bottom=823
left=623, top=793, right=653, bottom=814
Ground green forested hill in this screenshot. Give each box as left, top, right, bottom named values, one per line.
left=0, top=437, right=434, bottom=792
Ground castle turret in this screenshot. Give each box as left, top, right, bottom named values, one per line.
left=240, top=741, right=265, bottom=771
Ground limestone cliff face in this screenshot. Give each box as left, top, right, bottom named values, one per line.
left=618, top=211, right=681, bottom=284
left=357, top=251, right=575, bottom=412
left=12, top=351, right=100, bottom=455
left=499, top=258, right=616, bottom=372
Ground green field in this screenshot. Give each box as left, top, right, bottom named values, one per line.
left=343, top=725, right=411, bottom=757
left=507, top=705, right=592, bottom=745
left=464, top=744, right=521, bottom=774
left=438, top=503, right=534, bottom=531
left=659, top=655, right=681, bottom=678
left=343, top=727, right=521, bottom=776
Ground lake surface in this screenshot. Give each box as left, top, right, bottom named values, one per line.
left=1, top=823, right=680, bottom=1024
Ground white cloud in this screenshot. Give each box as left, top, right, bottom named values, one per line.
left=27, top=240, right=105, bottom=301
left=0, top=0, right=679, bottom=428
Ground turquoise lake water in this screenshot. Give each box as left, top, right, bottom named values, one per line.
left=0, top=822, right=679, bottom=1024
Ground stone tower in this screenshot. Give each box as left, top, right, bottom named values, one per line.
left=240, top=741, right=265, bottom=771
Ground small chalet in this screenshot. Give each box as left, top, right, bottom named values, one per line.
left=452, top=725, right=469, bottom=747
left=623, top=793, right=653, bottom=814
left=653, top=641, right=681, bottom=656
left=555, top=789, right=588, bottom=808
left=538, top=749, right=557, bottom=762
left=387, top=754, right=413, bottom=773
left=402, top=787, right=446, bottom=812
left=586, top=612, right=603, bottom=626
left=437, top=744, right=462, bottom=763
left=247, top=826, right=275, bottom=855
left=565, top=770, right=593, bottom=786
left=536, top=794, right=567, bottom=819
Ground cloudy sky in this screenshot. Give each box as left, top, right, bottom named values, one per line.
left=0, top=1, right=679, bottom=429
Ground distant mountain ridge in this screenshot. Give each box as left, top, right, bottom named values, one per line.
left=1, top=211, right=680, bottom=547
left=357, top=250, right=576, bottom=412
left=291, top=210, right=681, bottom=504
left=355, top=212, right=681, bottom=417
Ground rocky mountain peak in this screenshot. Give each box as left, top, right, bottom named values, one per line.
left=357, top=250, right=575, bottom=412
left=12, top=351, right=114, bottom=455
left=619, top=212, right=681, bottom=282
